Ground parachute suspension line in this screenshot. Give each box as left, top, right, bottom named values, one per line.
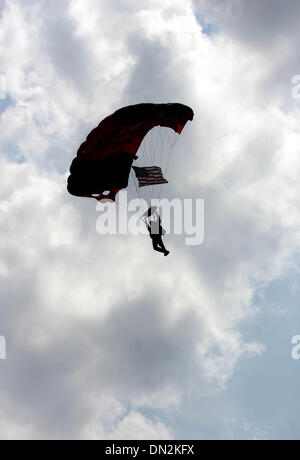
left=158, top=126, right=166, bottom=200
left=149, top=128, right=155, bottom=166
left=158, top=128, right=180, bottom=201
left=149, top=129, right=154, bottom=203
left=133, top=170, right=140, bottom=202
left=131, top=123, right=184, bottom=211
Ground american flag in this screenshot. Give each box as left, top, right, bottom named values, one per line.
left=132, top=166, right=168, bottom=188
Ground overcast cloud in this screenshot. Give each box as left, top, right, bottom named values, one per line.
left=0, top=0, right=300, bottom=440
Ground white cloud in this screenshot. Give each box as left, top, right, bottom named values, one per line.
left=84, top=410, right=173, bottom=440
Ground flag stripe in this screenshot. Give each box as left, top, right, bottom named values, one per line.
left=137, top=180, right=168, bottom=184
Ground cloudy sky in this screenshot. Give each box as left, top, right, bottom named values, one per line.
left=0, top=0, right=300, bottom=440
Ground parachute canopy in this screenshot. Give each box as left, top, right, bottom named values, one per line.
left=67, top=103, right=194, bottom=202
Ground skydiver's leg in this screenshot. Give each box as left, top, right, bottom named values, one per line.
left=158, top=238, right=170, bottom=256
left=152, top=240, right=166, bottom=254
left=152, top=238, right=169, bottom=256
left=157, top=237, right=168, bottom=252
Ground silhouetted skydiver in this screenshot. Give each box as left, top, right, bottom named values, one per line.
left=143, top=209, right=169, bottom=256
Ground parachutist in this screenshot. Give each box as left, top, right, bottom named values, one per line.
left=143, top=212, right=170, bottom=256
left=67, top=103, right=194, bottom=254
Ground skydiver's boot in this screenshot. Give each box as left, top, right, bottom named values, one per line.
left=164, top=250, right=170, bottom=257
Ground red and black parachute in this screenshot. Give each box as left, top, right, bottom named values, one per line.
left=67, top=103, right=194, bottom=202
